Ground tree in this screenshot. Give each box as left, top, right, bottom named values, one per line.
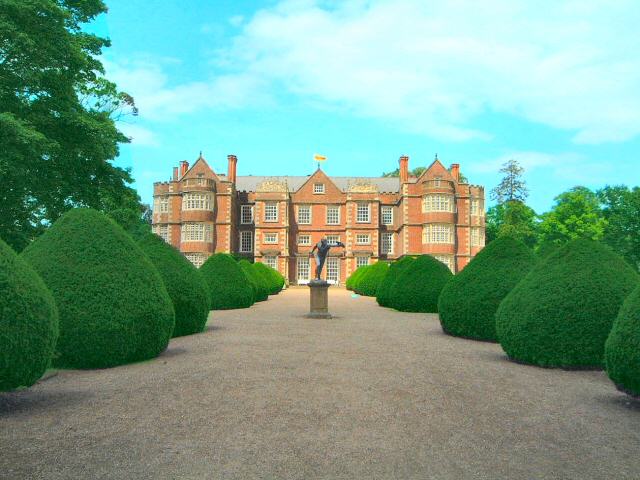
left=485, top=201, right=538, bottom=247
left=538, top=187, right=607, bottom=245
left=598, top=186, right=640, bottom=271
left=0, top=0, right=139, bottom=251
left=382, top=166, right=426, bottom=177
left=490, top=159, right=528, bottom=203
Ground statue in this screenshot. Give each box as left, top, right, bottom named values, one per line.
left=310, top=237, right=345, bottom=281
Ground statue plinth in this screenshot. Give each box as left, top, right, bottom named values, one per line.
left=306, top=279, right=332, bottom=319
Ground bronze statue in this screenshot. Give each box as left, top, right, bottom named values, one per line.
left=310, top=237, right=345, bottom=281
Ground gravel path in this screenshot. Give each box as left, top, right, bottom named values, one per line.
left=2, top=287, right=640, bottom=480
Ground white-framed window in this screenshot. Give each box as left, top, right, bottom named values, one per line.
left=158, top=196, right=169, bottom=213
left=423, top=224, right=454, bottom=244
left=356, top=202, right=370, bottom=223
left=298, top=234, right=311, bottom=246
left=185, top=253, right=207, bottom=268
left=326, top=234, right=340, bottom=245
left=264, top=256, right=278, bottom=270
left=182, top=192, right=211, bottom=210
left=297, top=257, right=310, bottom=283
left=241, top=205, right=254, bottom=224
left=434, top=176, right=442, bottom=187
left=153, top=224, right=169, bottom=242
left=422, top=194, right=454, bottom=213
left=381, top=206, right=393, bottom=225
left=471, top=227, right=485, bottom=247
left=326, top=257, right=340, bottom=284
left=356, top=256, right=369, bottom=268
left=381, top=232, right=393, bottom=254
left=181, top=223, right=207, bottom=242
left=264, top=232, right=278, bottom=244
left=264, top=202, right=278, bottom=222
left=326, top=205, right=340, bottom=225
left=470, top=199, right=481, bottom=216
left=297, top=205, right=311, bottom=224
left=240, top=231, right=253, bottom=252
left=196, top=174, right=205, bottom=185
left=313, top=183, right=325, bottom=194
left=433, top=254, right=454, bottom=272
left=355, top=234, right=370, bottom=245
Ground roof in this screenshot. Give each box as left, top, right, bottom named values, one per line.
left=224, top=175, right=402, bottom=193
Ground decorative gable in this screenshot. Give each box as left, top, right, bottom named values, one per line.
left=182, top=154, right=218, bottom=181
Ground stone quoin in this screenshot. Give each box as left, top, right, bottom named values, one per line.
left=152, top=154, right=485, bottom=285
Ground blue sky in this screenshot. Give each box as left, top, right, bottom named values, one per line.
left=96, top=0, right=640, bottom=212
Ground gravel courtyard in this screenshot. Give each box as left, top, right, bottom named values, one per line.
left=1, top=287, right=639, bottom=479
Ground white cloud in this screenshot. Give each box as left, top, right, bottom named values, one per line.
left=106, top=0, right=640, bottom=144
left=117, top=123, right=159, bottom=147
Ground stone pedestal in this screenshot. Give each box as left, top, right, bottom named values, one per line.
left=307, top=280, right=332, bottom=319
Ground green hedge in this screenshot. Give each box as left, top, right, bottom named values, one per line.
left=1, top=238, right=59, bottom=391
left=346, top=265, right=370, bottom=291
left=376, top=256, right=415, bottom=307
left=239, top=260, right=269, bottom=302
left=438, top=237, right=536, bottom=341
left=355, top=261, right=389, bottom=297
left=137, top=233, right=210, bottom=337
left=605, top=284, right=640, bottom=396
left=21, top=209, right=175, bottom=369
left=496, top=239, right=639, bottom=368
left=200, top=253, right=255, bottom=309
left=253, top=262, right=284, bottom=295
left=388, top=255, right=453, bottom=312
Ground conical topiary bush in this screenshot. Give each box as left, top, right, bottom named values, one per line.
left=496, top=239, right=639, bottom=368
left=21, top=209, right=175, bottom=369
left=137, top=233, right=210, bottom=337
left=239, top=260, right=269, bottom=302
left=200, top=253, right=255, bottom=309
left=1, top=239, right=59, bottom=391
left=438, top=237, right=536, bottom=341
left=388, top=255, right=453, bottom=312
left=254, top=262, right=284, bottom=294
left=605, top=284, right=640, bottom=396
left=346, top=265, right=370, bottom=291
left=355, top=261, right=389, bottom=297
left=376, top=256, right=415, bottom=307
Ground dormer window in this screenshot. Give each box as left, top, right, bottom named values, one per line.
left=313, top=183, right=325, bottom=194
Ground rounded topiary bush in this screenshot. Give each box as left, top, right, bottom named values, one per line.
left=253, top=262, right=284, bottom=295
left=388, top=255, right=453, bottom=312
left=239, top=260, right=269, bottom=302
left=200, top=253, right=255, bottom=309
left=376, top=256, right=415, bottom=307
left=21, top=209, right=175, bottom=369
left=354, top=261, right=389, bottom=297
left=346, top=265, right=370, bottom=292
left=496, top=239, right=639, bottom=368
left=137, top=233, right=210, bottom=337
left=605, top=284, right=640, bottom=396
left=438, top=237, right=536, bottom=341
left=1, top=239, right=59, bottom=391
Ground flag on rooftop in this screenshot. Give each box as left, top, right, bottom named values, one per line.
left=313, top=153, right=327, bottom=162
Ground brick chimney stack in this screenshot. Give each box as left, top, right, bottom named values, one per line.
left=227, top=155, right=238, bottom=184
left=179, top=161, right=189, bottom=178
left=172, top=167, right=179, bottom=181
left=399, top=155, right=409, bottom=184
left=450, top=163, right=460, bottom=182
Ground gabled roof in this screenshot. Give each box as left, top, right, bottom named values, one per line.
left=225, top=175, right=401, bottom=193
left=182, top=154, right=218, bottom=180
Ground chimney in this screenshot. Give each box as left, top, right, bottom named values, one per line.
left=399, top=155, right=409, bottom=184
left=450, top=163, right=460, bottom=182
left=179, top=161, right=189, bottom=178
left=172, top=167, right=178, bottom=181
left=227, top=154, right=238, bottom=184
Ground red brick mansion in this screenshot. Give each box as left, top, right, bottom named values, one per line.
left=152, top=154, right=485, bottom=285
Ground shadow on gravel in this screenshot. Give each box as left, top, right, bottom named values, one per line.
left=158, top=346, right=188, bottom=359
left=205, top=324, right=223, bottom=332
left=594, top=392, right=640, bottom=412
left=0, top=390, right=94, bottom=417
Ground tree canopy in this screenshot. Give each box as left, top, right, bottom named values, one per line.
left=490, top=159, right=528, bottom=203
left=0, top=0, right=140, bottom=251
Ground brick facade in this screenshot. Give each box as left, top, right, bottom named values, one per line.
left=152, top=154, right=485, bottom=285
